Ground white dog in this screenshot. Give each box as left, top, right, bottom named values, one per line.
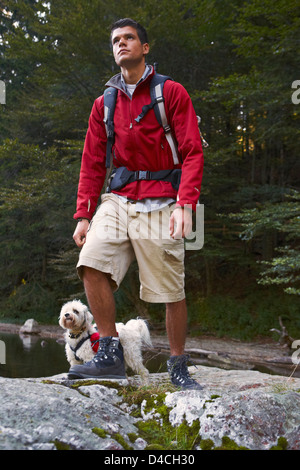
left=59, top=299, right=152, bottom=384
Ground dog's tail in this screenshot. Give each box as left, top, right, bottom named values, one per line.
left=127, top=318, right=152, bottom=348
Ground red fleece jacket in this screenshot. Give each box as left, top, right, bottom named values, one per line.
left=74, top=67, right=203, bottom=219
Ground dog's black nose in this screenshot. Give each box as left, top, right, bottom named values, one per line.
left=65, top=313, right=70, bottom=318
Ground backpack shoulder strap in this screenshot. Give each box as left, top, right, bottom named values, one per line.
left=134, top=73, right=179, bottom=165
left=103, top=86, right=118, bottom=169
left=150, top=74, right=179, bottom=165
left=148, top=73, right=172, bottom=125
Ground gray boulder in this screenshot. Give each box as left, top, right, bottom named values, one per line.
left=19, top=319, right=39, bottom=335
left=0, top=366, right=299, bottom=450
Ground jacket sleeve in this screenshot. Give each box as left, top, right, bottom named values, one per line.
left=74, top=96, right=107, bottom=220
left=164, top=81, right=204, bottom=211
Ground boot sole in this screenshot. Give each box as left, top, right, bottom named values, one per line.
left=68, top=371, right=127, bottom=383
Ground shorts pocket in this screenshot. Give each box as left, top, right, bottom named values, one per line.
left=162, top=240, right=185, bottom=264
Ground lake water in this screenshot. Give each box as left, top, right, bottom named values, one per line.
left=0, top=331, right=170, bottom=379
left=0, top=332, right=69, bottom=378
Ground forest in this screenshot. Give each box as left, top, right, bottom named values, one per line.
left=0, top=0, right=299, bottom=340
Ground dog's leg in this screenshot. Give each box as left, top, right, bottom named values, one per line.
left=123, top=350, right=150, bottom=385
left=139, top=367, right=150, bottom=385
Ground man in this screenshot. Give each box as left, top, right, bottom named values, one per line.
left=69, top=18, right=204, bottom=390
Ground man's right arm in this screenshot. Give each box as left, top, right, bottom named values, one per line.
left=74, top=96, right=107, bottom=222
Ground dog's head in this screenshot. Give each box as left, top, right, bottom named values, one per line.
left=59, top=300, right=93, bottom=332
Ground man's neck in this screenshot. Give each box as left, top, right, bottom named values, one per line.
left=120, top=62, right=146, bottom=85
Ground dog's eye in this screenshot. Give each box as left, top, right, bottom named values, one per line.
left=73, top=309, right=79, bottom=315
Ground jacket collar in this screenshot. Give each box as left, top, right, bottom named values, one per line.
left=105, top=64, right=154, bottom=95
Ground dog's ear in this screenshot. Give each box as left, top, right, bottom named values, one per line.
left=58, top=303, right=69, bottom=327
left=84, top=307, right=93, bottom=323
left=58, top=309, right=65, bottom=328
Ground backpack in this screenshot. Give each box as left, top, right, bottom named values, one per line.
left=103, top=72, right=179, bottom=170
left=102, top=68, right=208, bottom=192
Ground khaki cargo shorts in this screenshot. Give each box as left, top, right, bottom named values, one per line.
left=77, top=193, right=185, bottom=303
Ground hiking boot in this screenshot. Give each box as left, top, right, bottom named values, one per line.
left=68, top=336, right=126, bottom=380
left=167, top=354, right=203, bottom=390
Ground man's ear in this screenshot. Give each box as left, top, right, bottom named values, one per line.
left=143, top=42, right=150, bottom=56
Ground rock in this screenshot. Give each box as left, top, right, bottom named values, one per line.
left=133, top=437, right=148, bottom=450
left=165, top=387, right=300, bottom=450
left=0, top=366, right=299, bottom=450
left=0, top=376, right=137, bottom=450
left=19, top=319, right=39, bottom=335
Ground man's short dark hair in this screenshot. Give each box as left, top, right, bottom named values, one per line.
left=110, top=18, right=148, bottom=45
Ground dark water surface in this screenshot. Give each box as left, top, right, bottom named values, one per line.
left=0, top=332, right=69, bottom=378
left=0, top=331, right=170, bottom=379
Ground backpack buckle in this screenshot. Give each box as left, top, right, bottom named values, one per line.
left=136, top=170, right=150, bottom=180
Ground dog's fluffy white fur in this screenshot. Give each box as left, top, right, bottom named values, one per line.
left=59, top=299, right=152, bottom=383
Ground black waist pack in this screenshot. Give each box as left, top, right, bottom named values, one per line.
left=108, top=167, right=181, bottom=192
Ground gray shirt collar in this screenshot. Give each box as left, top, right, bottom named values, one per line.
left=120, top=64, right=152, bottom=92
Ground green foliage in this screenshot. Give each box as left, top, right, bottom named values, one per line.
left=52, top=439, right=72, bottom=450
left=0, top=138, right=81, bottom=321
left=204, top=435, right=249, bottom=450
left=229, top=190, right=300, bottom=295
left=0, top=0, right=299, bottom=337
left=188, top=290, right=300, bottom=340
left=92, top=427, right=107, bottom=439
left=135, top=391, right=201, bottom=450
left=270, top=436, right=288, bottom=451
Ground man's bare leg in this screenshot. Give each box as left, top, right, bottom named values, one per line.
left=166, top=298, right=187, bottom=356
left=82, top=266, right=118, bottom=338
left=68, top=266, right=125, bottom=379
left=166, top=299, right=203, bottom=390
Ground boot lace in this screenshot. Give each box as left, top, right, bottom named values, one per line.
left=92, top=337, right=111, bottom=363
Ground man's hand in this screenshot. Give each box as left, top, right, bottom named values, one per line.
left=169, top=207, right=193, bottom=239
left=73, top=219, right=90, bottom=247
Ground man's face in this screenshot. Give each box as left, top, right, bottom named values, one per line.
left=111, top=26, right=149, bottom=68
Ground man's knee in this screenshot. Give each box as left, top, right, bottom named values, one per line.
left=82, top=266, right=110, bottom=284
left=166, top=298, right=187, bottom=310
